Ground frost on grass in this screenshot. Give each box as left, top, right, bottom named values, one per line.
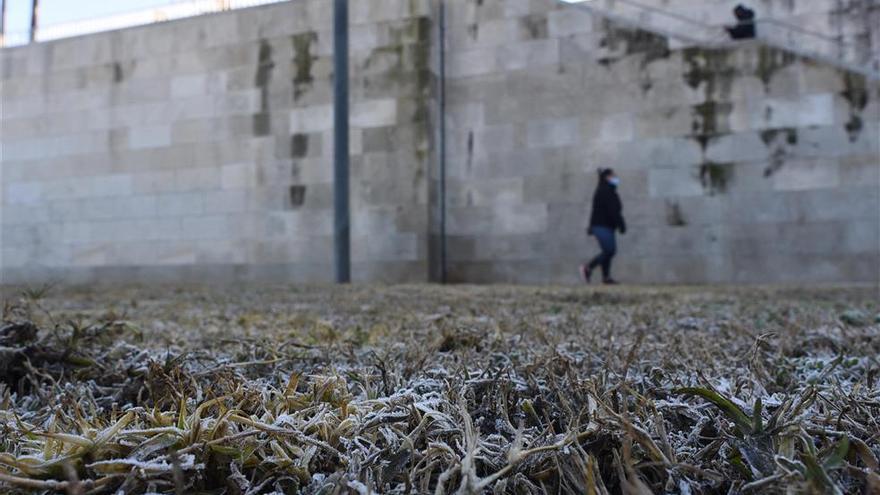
left=0, top=285, right=878, bottom=494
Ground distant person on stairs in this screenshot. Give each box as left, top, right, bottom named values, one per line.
left=581, top=168, right=626, bottom=285
left=726, top=4, right=756, bottom=40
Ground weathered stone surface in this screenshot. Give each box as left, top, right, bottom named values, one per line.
left=1, top=0, right=877, bottom=285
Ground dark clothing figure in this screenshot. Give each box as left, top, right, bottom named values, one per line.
left=582, top=173, right=626, bottom=284
left=588, top=180, right=626, bottom=233
left=726, top=4, right=756, bottom=39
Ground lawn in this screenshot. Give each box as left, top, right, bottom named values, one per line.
left=1, top=284, right=878, bottom=494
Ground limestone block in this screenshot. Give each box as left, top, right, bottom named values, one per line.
left=61, top=222, right=93, bottom=244
left=129, top=125, right=172, bottom=149
left=175, top=167, right=221, bottom=192
left=352, top=207, right=397, bottom=236
left=473, top=233, right=547, bottom=260
left=69, top=243, right=115, bottom=267
left=351, top=99, right=398, bottom=128
left=649, top=166, right=704, bottom=198
left=266, top=210, right=334, bottom=238
left=477, top=124, right=519, bottom=153
left=151, top=242, right=197, bottom=265
left=548, top=8, right=594, bottom=37
left=290, top=104, right=333, bottom=133
left=448, top=48, right=498, bottom=78
left=493, top=203, right=549, bottom=235
left=772, top=158, right=840, bottom=191
left=156, top=193, right=205, bottom=217
left=205, top=190, right=251, bottom=214
left=447, top=177, right=524, bottom=207
left=523, top=172, right=595, bottom=204
left=1, top=247, right=29, bottom=269
left=449, top=19, right=515, bottom=51
left=725, top=190, right=798, bottom=224
left=445, top=102, right=486, bottom=129
left=843, top=220, right=880, bottom=255
left=527, top=117, right=579, bottom=149
left=89, top=174, right=134, bottom=198
left=755, top=94, right=835, bottom=130
left=5, top=182, right=42, bottom=205
left=447, top=206, right=493, bottom=235
left=497, top=39, right=560, bottom=71
left=195, top=239, right=246, bottom=264
left=180, top=215, right=229, bottom=240
left=221, top=163, right=257, bottom=190
left=705, top=132, right=769, bottom=163
left=502, top=0, right=532, bottom=18
left=839, top=154, right=880, bottom=186
left=3, top=205, right=52, bottom=225
left=133, top=171, right=178, bottom=194
left=352, top=233, right=419, bottom=261
left=215, top=90, right=261, bottom=116
left=171, top=74, right=208, bottom=98
left=634, top=105, right=695, bottom=139
left=82, top=196, right=157, bottom=220
left=599, top=113, right=635, bottom=142
left=793, top=187, right=880, bottom=222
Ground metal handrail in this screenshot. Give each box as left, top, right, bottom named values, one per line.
left=0, top=0, right=289, bottom=48
left=591, top=0, right=715, bottom=29
left=559, top=0, right=879, bottom=80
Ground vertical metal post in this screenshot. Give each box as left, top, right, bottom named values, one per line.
left=29, top=0, right=39, bottom=42
left=0, top=0, right=7, bottom=46
left=333, top=0, right=351, bottom=283
left=438, top=0, right=448, bottom=283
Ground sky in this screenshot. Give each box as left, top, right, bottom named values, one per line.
left=3, top=0, right=173, bottom=35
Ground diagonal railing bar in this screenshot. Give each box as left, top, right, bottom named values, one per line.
left=558, top=0, right=880, bottom=80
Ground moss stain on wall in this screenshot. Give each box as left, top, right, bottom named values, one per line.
left=841, top=72, right=869, bottom=142
left=666, top=201, right=688, bottom=226
left=253, top=39, right=275, bottom=136
left=755, top=45, right=797, bottom=88
left=597, top=22, right=671, bottom=91
left=700, top=162, right=732, bottom=195
left=292, top=32, right=316, bottom=102
left=760, top=127, right=798, bottom=177
left=362, top=15, right=433, bottom=199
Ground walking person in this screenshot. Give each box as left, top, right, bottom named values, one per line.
left=725, top=4, right=756, bottom=40
left=581, top=168, right=626, bottom=284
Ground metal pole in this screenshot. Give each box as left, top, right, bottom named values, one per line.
left=0, top=0, right=7, bottom=46
left=29, top=0, right=39, bottom=42
left=438, top=0, right=448, bottom=283
left=333, top=0, right=351, bottom=283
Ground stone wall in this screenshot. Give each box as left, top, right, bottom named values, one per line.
left=2, top=0, right=878, bottom=285
left=622, top=0, right=880, bottom=71
left=441, top=0, right=879, bottom=284
left=1, top=0, right=435, bottom=284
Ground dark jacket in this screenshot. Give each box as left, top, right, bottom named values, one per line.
left=727, top=6, right=756, bottom=39
left=589, top=181, right=626, bottom=233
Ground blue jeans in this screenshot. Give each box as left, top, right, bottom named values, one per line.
left=588, top=225, right=616, bottom=280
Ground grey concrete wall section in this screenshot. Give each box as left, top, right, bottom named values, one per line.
left=1, top=0, right=878, bottom=285
left=440, top=0, right=879, bottom=284
left=1, top=0, right=435, bottom=284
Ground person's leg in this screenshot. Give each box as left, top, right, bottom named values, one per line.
left=590, top=227, right=615, bottom=279
left=601, top=232, right=617, bottom=282
left=587, top=228, right=607, bottom=270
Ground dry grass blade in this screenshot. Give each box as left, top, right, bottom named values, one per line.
left=0, top=284, right=876, bottom=493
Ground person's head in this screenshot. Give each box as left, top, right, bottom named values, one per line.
left=734, top=4, right=751, bottom=19
left=599, top=168, right=620, bottom=187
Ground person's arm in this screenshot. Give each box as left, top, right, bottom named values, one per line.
left=587, top=192, right=598, bottom=235
left=614, top=194, right=626, bottom=234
